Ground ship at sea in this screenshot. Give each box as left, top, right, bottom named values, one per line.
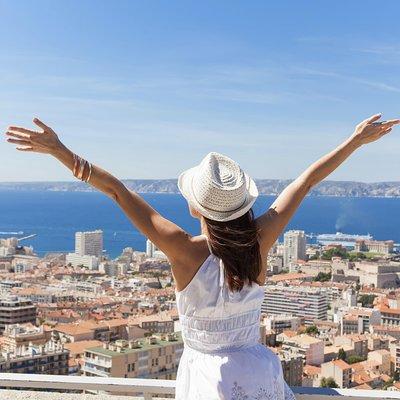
left=316, top=231, right=373, bottom=248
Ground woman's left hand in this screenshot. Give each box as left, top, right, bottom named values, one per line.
left=5, top=118, right=63, bottom=155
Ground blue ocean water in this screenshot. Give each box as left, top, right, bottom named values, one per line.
left=0, top=190, right=398, bottom=258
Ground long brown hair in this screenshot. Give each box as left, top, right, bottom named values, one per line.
left=203, top=208, right=262, bottom=292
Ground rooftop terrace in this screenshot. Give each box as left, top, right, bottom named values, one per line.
left=86, top=331, right=183, bottom=356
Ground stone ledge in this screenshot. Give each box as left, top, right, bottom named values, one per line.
left=0, top=391, right=173, bottom=400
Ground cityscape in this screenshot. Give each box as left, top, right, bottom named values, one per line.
left=0, top=228, right=400, bottom=394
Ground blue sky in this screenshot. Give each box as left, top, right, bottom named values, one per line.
left=1, top=1, right=400, bottom=182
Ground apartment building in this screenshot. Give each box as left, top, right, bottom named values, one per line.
left=334, top=334, right=368, bottom=358
left=333, top=260, right=400, bottom=288
left=54, top=319, right=145, bottom=343
left=145, top=239, right=167, bottom=259
left=0, top=296, right=36, bottom=332
left=12, top=287, right=74, bottom=304
left=324, top=344, right=355, bottom=365
left=75, top=230, right=103, bottom=257
left=278, top=352, right=303, bottom=386
left=3, top=324, right=47, bottom=352
left=355, top=239, right=394, bottom=255
left=338, top=308, right=381, bottom=335
left=379, top=306, right=400, bottom=326
left=64, top=339, right=103, bottom=376
left=261, top=314, right=302, bottom=334
left=263, top=286, right=328, bottom=324
left=367, top=349, right=391, bottom=375
left=133, top=313, right=175, bottom=334
left=0, top=280, right=22, bottom=290
left=283, top=230, right=306, bottom=269
left=66, top=230, right=103, bottom=269
left=83, top=332, right=184, bottom=394
left=370, top=324, right=400, bottom=340
left=320, top=359, right=352, bottom=388
left=281, top=334, right=325, bottom=366
left=0, top=341, right=69, bottom=375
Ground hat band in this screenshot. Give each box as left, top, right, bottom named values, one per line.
left=190, top=177, right=249, bottom=214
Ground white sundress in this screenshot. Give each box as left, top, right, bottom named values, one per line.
left=175, top=235, right=297, bottom=400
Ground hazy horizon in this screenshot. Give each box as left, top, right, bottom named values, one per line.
left=1, top=178, right=400, bottom=184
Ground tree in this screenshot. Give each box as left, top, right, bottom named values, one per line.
left=346, top=355, right=366, bottom=364
left=320, top=377, right=339, bottom=388
left=393, top=370, right=400, bottom=381
left=321, top=248, right=347, bottom=260
left=313, top=272, right=332, bottom=282
left=305, top=325, right=319, bottom=336
left=358, top=294, right=377, bottom=308
left=383, top=378, right=394, bottom=390
left=338, top=348, right=346, bottom=361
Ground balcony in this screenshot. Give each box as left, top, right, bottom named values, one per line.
left=1, top=374, right=400, bottom=400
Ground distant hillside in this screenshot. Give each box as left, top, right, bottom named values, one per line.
left=1, top=179, right=400, bottom=197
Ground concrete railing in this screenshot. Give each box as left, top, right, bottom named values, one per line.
left=1, top=373, right=400, bottom=399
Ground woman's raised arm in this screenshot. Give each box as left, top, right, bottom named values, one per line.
left=256, top=113, right=400, bottom=255
left=5, top=118, right=191, bottom=264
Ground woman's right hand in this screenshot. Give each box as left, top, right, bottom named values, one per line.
left=351, top=113, right=400, bottom=146
left=5, top=118, right=64, bottom=155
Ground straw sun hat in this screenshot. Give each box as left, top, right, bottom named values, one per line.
left=178, top=152, right=259, bottom=222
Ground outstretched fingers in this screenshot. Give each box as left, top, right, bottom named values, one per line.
left=6, top=130, right=31, bottom=139
left=384, top=119, right=400, bottom=126
left=7, top=126, right=37, bottom=136
left=33, top=118, right=50, bottom=131
left=16, top=146, right=34, bottom=151
left=6, top=138, right=31, bottom=146
left=380, top=127, right=393, bottom=136
left=365, top=113, right=382, bottom=124
left=376, top=119, right=400, bottom=131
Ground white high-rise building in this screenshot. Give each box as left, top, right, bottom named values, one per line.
left=66, top=230, right=103, bottom=269
left=146, top=239, right=156, bottom=258
left=146, top=239, right=167, bottom=260
left=75, top=230, right=103, bottom=257
left=283, top=230, right=306, bottom=269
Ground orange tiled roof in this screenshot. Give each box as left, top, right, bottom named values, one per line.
left=269, top=273, right=313, bottom=283
left=64, top=340, right=103, bottom=356
left=303, top=365, right=321, bottom=376
left=331, top=359, right=351, bottom=370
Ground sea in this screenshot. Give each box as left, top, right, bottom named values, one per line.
left=0, top=190, right=399, bottom=259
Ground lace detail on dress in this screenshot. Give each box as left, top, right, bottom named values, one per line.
left=283, top=382, right=297, bottom=400
left=230, top=377, right=296, bottom=400
left=231, top=381, right=249, bottom=399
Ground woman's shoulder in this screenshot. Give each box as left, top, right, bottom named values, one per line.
left=170, top=234, right=212, bottom=292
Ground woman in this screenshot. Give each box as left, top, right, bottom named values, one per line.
left=5, top=113, right=399, bottom=399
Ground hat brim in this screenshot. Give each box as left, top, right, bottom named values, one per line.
left=178, top=166, right=258, bottom=222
